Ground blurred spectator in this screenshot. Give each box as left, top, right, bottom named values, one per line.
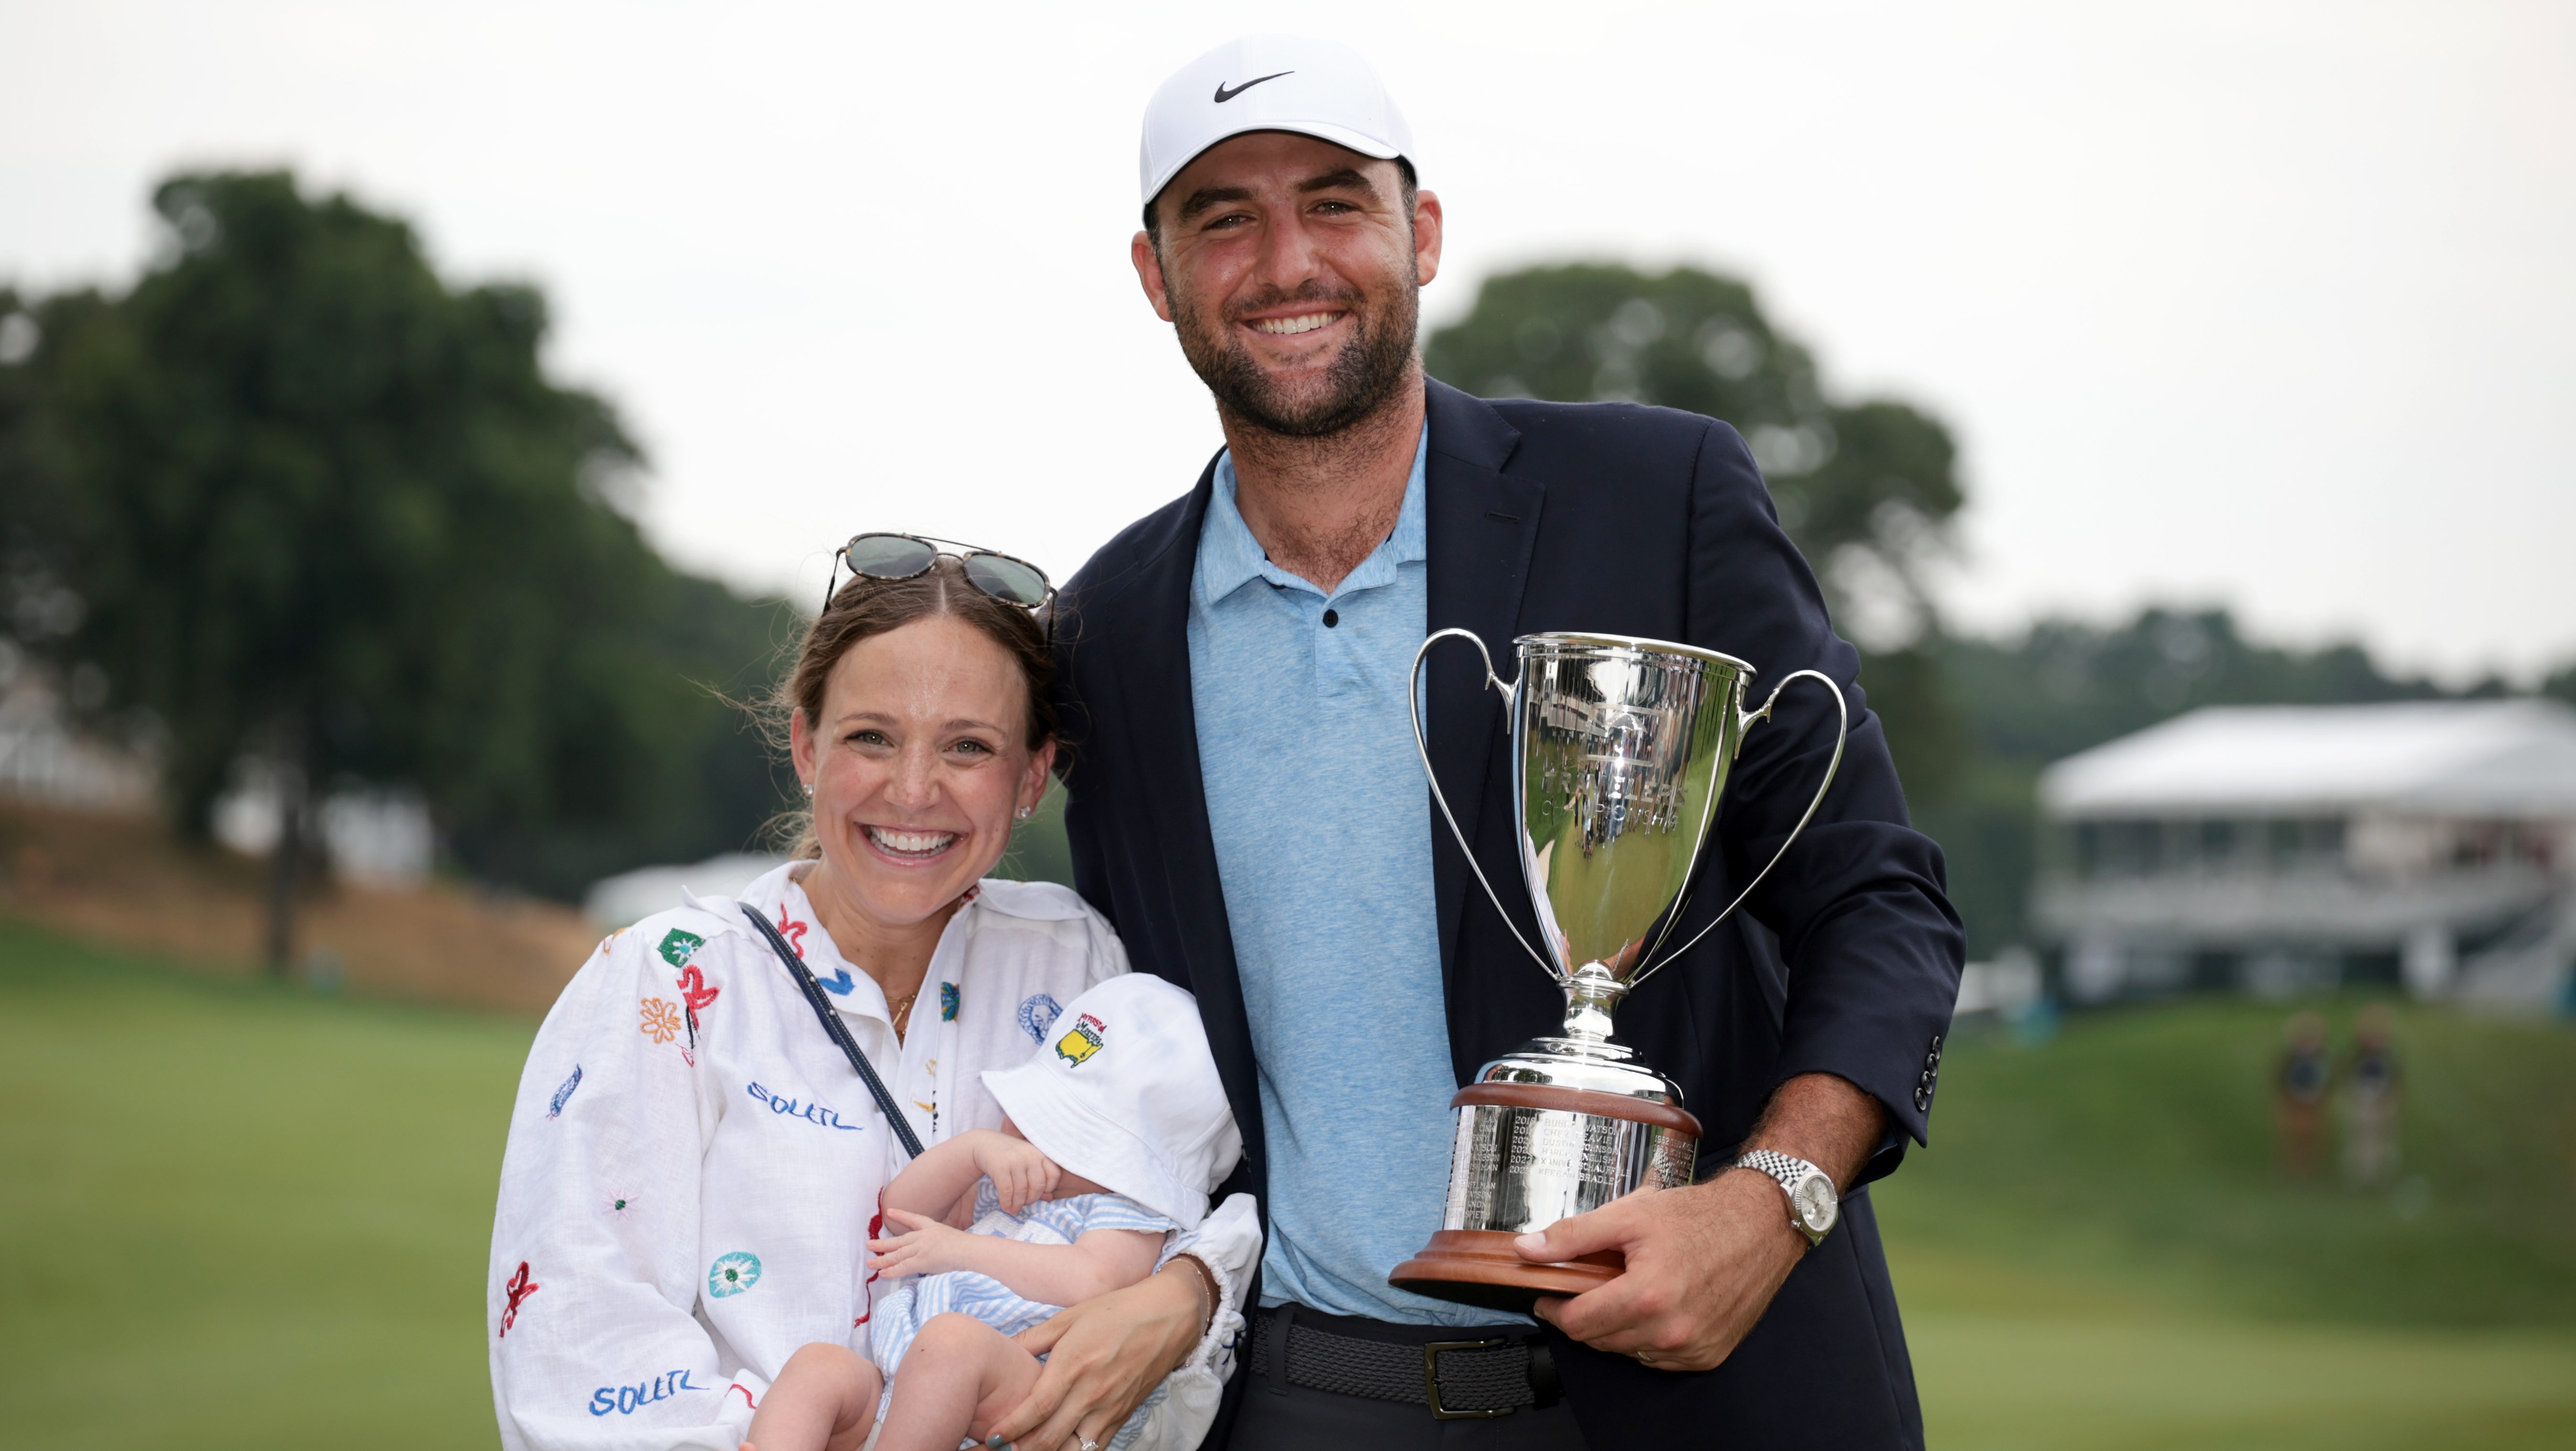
left=2340, top=1004, right=2404, bottom=1188
left=2273, top=1009, right=2331, bottom=1178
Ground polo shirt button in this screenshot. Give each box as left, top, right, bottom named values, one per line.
left=1322, top=609, right=1339, bottom=628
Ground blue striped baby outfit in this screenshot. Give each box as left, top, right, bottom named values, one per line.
left=870, top=1181, right=1178, bottom=1448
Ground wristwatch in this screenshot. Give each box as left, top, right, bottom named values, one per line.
left=1735, top=1150, right=1839, bottom=1246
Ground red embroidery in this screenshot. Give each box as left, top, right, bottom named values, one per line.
left=727, top=1383, right=758, bottom=1410
left=677, top=965, right=721, bottom=1049
left=677, top=966, right=720, bottom=1017
left=778, top=915, right=809, bottom=959
left=855, top=1190, right=886, bottom=1325
left=500, top=1262, right=539, bottom=1336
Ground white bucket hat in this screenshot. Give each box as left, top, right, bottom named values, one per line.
left=1139, top=33, right=1414, bottom=209
left=981, top=974, right=1244, bottom=1230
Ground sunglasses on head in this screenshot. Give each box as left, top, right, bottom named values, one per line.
left=824, top=533, right=1056, bottom=627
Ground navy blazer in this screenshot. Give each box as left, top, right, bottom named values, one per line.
left=1052, top=379, right=1959, bottom=1447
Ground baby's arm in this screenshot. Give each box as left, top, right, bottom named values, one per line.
left=883, top=1129, right=1060, bottom=1220
left=870, top=1220, right=1164, bottom=1308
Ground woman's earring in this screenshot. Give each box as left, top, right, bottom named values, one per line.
left=802, top=780, right=815, bottom=798
left=1016, top=806, right=1031, bottom=820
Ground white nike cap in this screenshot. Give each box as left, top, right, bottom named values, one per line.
left=1139, top=34, right=1414, bottom=210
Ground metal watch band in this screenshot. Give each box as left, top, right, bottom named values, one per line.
left=1735, top=1149, right=1835, bottom=1244
left=1735, top=1148, right=1819, bottom=1187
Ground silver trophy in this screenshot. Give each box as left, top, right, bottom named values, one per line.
left=1388, top=631, right=1845, bottom=1311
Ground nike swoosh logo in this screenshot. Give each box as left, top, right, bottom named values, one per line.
left=1214, top=71, right=1293, bottom=103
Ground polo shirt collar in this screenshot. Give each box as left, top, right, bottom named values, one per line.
left=1197, top=423, right=1429, bottom=604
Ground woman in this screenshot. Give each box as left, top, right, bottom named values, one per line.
left=487, top=536, right=1255, bottom=1451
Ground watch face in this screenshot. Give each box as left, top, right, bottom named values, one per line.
left=1794, top=1175, right=1837, bottom=1233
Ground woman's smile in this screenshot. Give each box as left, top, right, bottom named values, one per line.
left=863, top=824, right=962, bottom=862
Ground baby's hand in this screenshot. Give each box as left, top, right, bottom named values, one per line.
left=970, top=1130, right=1062, bottom=1214
left=868, top=1206, right=976, bottom=1279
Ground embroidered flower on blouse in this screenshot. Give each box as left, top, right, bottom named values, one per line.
left=708, top=1252, right=762, bottom=1298
left=639, top=997, right=683, bottom=1044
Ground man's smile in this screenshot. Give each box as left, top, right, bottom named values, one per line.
left=1246, top=311, right=1345, bottom=336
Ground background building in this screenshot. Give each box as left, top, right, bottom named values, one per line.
left=2031, top=701, right=2576, bottom=1010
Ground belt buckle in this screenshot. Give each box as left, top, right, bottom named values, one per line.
left=1423, top=1338, right=1513, bottom=1420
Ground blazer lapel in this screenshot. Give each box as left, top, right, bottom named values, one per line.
left=1095, top=462, right=1267, bottom=1169
left=1422, top=381, right=1543, bottom=1000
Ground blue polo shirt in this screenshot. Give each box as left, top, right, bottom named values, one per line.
left=1187, top=427, right=1513, bottom=1326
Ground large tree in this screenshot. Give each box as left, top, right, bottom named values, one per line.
left=1424, top=263, right=1968, bottom=799
left=0, top=172, right=792, bottom=965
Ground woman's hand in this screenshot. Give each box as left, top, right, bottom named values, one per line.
left=969, top=1131, right=1063, bottom=1215
left=867, top=1207, right=977, bottom=1279
left=982, top=1261, right=1205, bottom=1451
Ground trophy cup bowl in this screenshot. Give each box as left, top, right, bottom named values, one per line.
left=1388, top=631, right=1844, bottom=1312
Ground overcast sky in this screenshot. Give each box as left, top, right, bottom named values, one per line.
left=7, top=0, right=2571, bottom=682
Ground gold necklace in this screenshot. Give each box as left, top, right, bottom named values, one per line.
left=887, top=985, right=921, bottom=1040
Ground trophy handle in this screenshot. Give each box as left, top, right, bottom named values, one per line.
left=1628, top=668, right=1850, bottom=991
left=1411, top=629, right=1560, bottom=982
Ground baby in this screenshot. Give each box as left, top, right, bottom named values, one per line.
left=744, top=974, right=1242, bottom=1451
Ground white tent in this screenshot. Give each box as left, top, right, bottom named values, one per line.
left=2032, top=700, right=2576, bottom=1011
left=2041, top=700, right=2576, bottom=821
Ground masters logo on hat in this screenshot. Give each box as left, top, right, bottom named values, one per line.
left=1054, top=1012, right=1106, bottom=1066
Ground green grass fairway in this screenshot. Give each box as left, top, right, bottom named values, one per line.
left=1, top=923, right=534, bottom=1449
left=1909, top=1306, right=2576, bottom=1451
left=1877, top=998, right=2576, bottom=1449
left=1877, top=996, right=2576, bottom=1325
left=6, top=921, right=2573, bottom=1448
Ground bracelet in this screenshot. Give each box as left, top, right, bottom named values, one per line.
left=1169, top=1253, right=1218, bottom=1348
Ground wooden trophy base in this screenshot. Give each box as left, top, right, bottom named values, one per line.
left=1389, top=1081, right=1700, bottom=1313
left=1388, top=1230, right=1623, bottom=1314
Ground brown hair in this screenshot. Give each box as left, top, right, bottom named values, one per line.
left=768, top=557, right=1054, bottom=859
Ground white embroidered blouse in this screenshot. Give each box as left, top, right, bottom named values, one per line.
left=486, top=862, right=1256, bottom=1451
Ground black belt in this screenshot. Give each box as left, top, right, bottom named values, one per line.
left=1247, top=1304, right=1561, bottom=1420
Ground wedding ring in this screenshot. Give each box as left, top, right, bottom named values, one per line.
left=1080, top=1440, right=1100, bottom=1451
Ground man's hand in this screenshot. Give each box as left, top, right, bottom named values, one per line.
left=984, top=1261, right=1206, bottom=1451
left=1516, top=1172, right=1803, bottom=1371
left=1516, top=1071, right=1886, bottom=1372
left=866, top=1207, right=976, bottom=1279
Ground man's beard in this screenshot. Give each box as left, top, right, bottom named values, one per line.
left=1172, top=277, right=1420, bottom=440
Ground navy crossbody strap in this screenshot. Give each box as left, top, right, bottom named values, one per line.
left=739, top=902, right=926, bottom=1160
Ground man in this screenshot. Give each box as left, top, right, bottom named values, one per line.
left=2338, top=1004, right=2402, bottom=1188
left=1041, top=34, right=1960, bottom=1451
